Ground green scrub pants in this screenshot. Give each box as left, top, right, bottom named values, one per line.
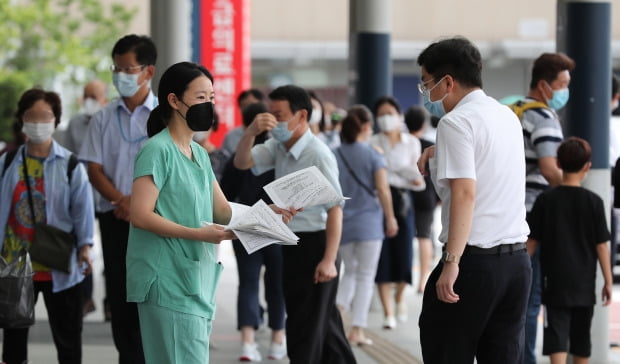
left=137, top=303, right=213, bottom=364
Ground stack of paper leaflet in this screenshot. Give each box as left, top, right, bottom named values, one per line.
left=203, top=166, right=348, bottom=254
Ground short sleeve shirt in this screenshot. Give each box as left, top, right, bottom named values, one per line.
left=528, top=186, right=610, bottom=306
left=520, top=98, right=563, bottom=211
left=127, top=129, right=221, bottom=318
left=79, top=93, right=156, bottom=212
left=369, top=132, right=424, bottom=191
left=336, top=142, right=386, bottom=244
left=250, top=129, right=343, bottom=232
left=429, top=90, right=530, bottom=247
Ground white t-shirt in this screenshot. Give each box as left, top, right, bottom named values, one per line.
left=369, top=132, right=425, bottom=191
left=429, top=89, right=530, bottom=248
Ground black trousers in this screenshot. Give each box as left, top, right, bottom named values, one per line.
left=98, top=211, right=144, bottom=364
left=282, top=231, right=356, bottom=364
left=419, top=248, right=532, bottom=364
left=3, top=281, right=83, bottom=364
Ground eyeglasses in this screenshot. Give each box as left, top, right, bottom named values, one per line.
left=417, top=76, right=447, bottom=97
left=417, top=78, right=436, bottom=97
left=109, top=64, right=146, bottom=74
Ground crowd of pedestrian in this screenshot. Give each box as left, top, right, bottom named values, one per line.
left=0, top=33, right=615, bottom=364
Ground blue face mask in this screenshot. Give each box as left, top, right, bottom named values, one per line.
left=546, top=87, right=569, bottom=110
left=422, top=76, right=448, bottom=118
left=271, top=121, right=293, bottom=142
left=423, top=94, right=447, bottom=118
left=113, top=72, right=143, bottom=98
left=271, top=113, right=300, bottom=142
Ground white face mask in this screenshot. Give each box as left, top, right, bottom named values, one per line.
left=309, top=108, right=322, bottom=125
left=22, top=122, right=55, bottom=144
left=83, top=98, right=102, bottom=115
left=376, top=114, right=401, bottom=132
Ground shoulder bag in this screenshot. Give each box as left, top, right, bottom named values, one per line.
left=22, top=148, right=75, bottom=273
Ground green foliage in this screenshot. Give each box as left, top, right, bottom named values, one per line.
left=0, top=74, right=30, bottom=142
left=0, top=0, right=136, bottom=143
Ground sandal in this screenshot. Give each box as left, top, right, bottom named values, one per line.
left=348, top=336, right=373, bottom=346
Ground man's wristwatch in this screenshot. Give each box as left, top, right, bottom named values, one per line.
left=441, top=251, right=460, bottom=264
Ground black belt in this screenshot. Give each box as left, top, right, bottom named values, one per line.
left=463, top=242, right=526, bottom=256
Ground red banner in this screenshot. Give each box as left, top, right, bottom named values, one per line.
left=199, top=0, right=251, bottom=147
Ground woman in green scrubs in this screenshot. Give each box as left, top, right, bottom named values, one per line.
left=126, top=62, right=234, bottom=364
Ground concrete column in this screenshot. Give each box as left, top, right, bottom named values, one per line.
left=150, top=0, right=192, bottom=92
left=348, top=0, right=392, bottom=109
left=557, top=1, right=612, bottom=363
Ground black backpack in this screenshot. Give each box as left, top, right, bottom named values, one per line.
left=1, top=148, right=78, bottom=181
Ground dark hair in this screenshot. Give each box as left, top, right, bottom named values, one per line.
left=242, top=102, right=268, bottom=128
left=529, top=53, right=575, bottom=90
left=212, top=111, right=220, bottom=132
left=557, top=137, right=591, bottom=173
left=417, top=37, right=483, bottom=88
left=340, top=104, right=372, bottom=144
left=147, top=62, right=214, bottom=137
left=12, top=121, right=26, bottom=146
left=16, top=88, right=62, bottom=127
left=404, top=106, right=428, bottom=133
left=112, top=34, right=157, bottom=66
left=268, top=85, right=312, bottom=120
left=237, top=88, right=265, bottom=108
left=372, top=96, right=401, bottom=117
left=613, top=74, right=619, bottom=97
left=307, top=90, right=327, bottom=131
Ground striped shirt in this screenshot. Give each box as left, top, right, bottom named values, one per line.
left=519, top=97, right=563, bottom=211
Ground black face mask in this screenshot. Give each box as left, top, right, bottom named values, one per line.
left=178, top=101, right=214, bottom=131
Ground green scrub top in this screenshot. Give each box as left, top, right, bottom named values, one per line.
left=126, top=128, right=222, bottom=319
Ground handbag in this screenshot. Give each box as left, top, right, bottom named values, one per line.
left=22, top=148, right=75, bottom=273
left=391, top=186, right=412, bottom=219
left=0, top=250, right=35, bottom=328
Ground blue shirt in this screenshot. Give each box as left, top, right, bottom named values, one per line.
left=221, top=126, right=244, bottom=158
left=79, top=92, right=157, bottom=212
left=251, top=129, right=343, bottom=232
left=0, top=142, right=95, bottom=292
left=336, top=142, right=386, bottom=244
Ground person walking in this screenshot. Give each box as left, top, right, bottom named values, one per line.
left=527, top=137, right=612, bottom=364
left=220, top=102, right=287, bottom=362
left=335, top=104, right=398, bottom=345
left=369, top=96, right=424, bottom=328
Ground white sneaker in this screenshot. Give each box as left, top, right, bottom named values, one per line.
left=383, top=315, right=397, bottom=329
left=268, top=340, right=287, bottom=360
left=240, top=342, right=262, bottom=362
left=396, top=302, right=408, bottom=322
